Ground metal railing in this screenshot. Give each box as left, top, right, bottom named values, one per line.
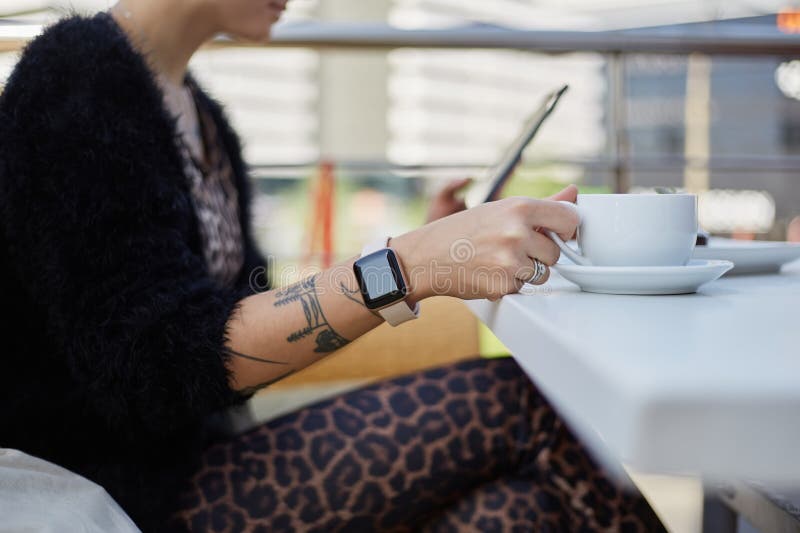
left=196, top=22, right=800, bottom=193
left=267, top=22, right=800, bottom=56
left=5, top=19, right=798, bottom=54
left=3, top=19, right=800, bottom=192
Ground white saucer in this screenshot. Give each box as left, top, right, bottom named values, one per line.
left=692, top=237, right=800, bottom=275
left=553, top=259, right=734, bottom=295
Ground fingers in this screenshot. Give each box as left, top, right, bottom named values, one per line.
left=547, top=184, right=578, bottom=203
left=516, top=232, right=555, bottom=287
left=545, top=186, right=579, bottom=240
left=521, top=230, right=561, bottom=266
left=514, top=261, right=550, bottom=286
left=439, top=177, right=473, bottom=197
left=426, top=181, right=470, bottom=222
left=511, top=276, right=528, bottom=294
left=529, top=264, right=550, bottom=285
left=512, top=197, right=579, bottom=241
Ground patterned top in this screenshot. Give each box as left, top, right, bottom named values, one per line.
left=160, top=76, right=245, bottom=287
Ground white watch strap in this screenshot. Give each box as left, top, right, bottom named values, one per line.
left=361, top=237, right=420, bottom=327
left=378, top=300, right=420, bottom=326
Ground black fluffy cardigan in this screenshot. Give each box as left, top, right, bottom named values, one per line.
left=0, top=12, right=268, bottom=531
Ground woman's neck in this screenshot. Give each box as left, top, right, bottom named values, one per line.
left=110, top=0, right=218, bottom=86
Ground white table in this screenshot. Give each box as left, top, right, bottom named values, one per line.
left=467, top=261, right=800, bottom=485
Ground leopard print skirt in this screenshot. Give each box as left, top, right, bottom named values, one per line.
left=171, top=358, right=665, bottom=532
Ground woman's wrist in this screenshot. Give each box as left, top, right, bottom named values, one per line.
left=390, top=230, right=433, bottom=305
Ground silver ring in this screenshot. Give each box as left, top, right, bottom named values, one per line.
left=528, top=259, right=548, bottom=285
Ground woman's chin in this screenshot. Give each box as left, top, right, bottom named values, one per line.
left=229, top=26, right=274, bottom=44
left=254, top=27, right=274, bottom=43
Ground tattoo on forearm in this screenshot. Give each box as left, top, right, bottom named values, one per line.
left=223, top=348, right=289, bottom=366
left=274, top=275, right=350, bottom=353
left=339, top=281, right=367, bottom=308
left=239, top=369, right=297, bottom=396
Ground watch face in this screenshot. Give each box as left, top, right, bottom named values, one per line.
left=353, top=249, right=408, bottom=310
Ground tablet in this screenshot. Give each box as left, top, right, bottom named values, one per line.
left=465, top=84, right=569, bottom=208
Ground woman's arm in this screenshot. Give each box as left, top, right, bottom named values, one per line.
left=225, top=192, right=579, bottom=392
left=225, top=257, right=382, bottom=393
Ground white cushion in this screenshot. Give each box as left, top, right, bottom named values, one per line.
left=0, top=448, right=139, bottom=533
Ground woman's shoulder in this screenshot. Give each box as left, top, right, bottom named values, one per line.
left=0, top=12, right=173, bottom=163
left=1, top=12, right=155, bottom=121
left=15, top=12, right=130, bottom=75
left=0, top=12, right=182, bottom=206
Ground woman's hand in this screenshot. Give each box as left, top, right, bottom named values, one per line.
left=425, top=178, right=472, bottom=223
left=545, top=184, right=579, bottom=239
left=393, top=186, right=580, bottom=302
left=546, top=184, right=578, bottom=204
left=225, top=185, right=578, bottom=391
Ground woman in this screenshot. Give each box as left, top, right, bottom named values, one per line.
left=0, top=0, right=665, bottom=531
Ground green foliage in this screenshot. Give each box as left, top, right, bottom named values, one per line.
left=502, top=169, right=611, bottom=199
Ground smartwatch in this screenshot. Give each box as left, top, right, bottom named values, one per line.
left=353, top=237, right=420, bottom=326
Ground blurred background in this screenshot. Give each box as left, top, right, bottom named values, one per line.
left=3, top=3, right=800, bottom=531
left=3, top=0, right=800, bottom=273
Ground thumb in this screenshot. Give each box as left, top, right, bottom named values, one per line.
left=547, top=184, right=578, bottom=203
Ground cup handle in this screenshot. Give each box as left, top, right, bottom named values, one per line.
left=544, top=201, right=592, bottom=266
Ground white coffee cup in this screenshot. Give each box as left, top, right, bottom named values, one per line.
left=546, top=193, right=698, bottom=267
